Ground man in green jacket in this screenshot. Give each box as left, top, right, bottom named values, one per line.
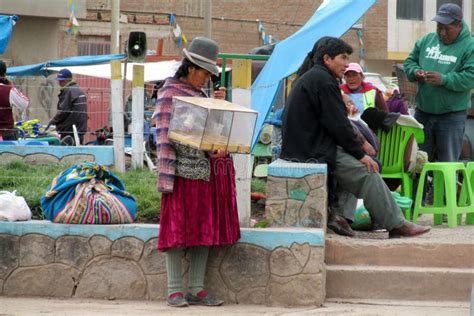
left=404, top=3, right=474, bottom=162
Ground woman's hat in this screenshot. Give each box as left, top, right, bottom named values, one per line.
left=344, top=62, right=363, bottom=74
left=182, top=37, right=219, bottom=75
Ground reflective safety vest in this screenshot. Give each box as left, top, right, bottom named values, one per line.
left=350, top=89, right=376, bottom=113
left=362, top=89, right=376, bottom=109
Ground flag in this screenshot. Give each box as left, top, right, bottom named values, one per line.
left=169, top=14, right=188, bottom=48
left=67, top=0, right=79, bottom=33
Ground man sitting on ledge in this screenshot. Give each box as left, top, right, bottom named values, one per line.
left=280, top=36, right=430, bottom=238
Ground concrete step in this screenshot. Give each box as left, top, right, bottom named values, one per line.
left=326, top=237, right=474, bottom=268
left=326, top=265, right=474, bottom=301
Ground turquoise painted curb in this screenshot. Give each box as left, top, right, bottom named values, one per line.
left=0, top=221, right=325, bottom=250
left=268, top=159, right=327, bottom=178
left=0, top=221, right=158, bottom=242
left=239, top=228, right=325, bottom=249
left=0, top=145, right=114, bottom=166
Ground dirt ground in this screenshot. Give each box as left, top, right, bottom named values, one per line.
left=0, top=296, right=470, bottom=315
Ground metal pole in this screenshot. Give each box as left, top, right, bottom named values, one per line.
left=231, top=59, right=253, bottom=227
left=203, top=0, right=212, bottom=38
left=111, top=60, right=126, bottom=172
left=131, top=65, right=145, bottom=169
left=111, top=0, right=120, bottom=54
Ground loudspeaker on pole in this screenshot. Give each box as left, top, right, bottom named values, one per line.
left=127, top=32, right=147, bottom=63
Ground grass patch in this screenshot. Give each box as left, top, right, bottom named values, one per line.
left=116, top=168, right=160, bottom=223
left=251, top=178, right=266, bottom=193
left=1, top=161, right=269, bottom=224
left=0, top=161, right=160, bottom=222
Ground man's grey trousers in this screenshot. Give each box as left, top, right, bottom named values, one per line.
left=331, top=147, right=405, bottom=230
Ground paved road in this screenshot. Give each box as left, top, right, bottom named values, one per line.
left=0, top=297, right=469, bottom=315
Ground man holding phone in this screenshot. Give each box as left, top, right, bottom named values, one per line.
left=404, top=3, right=474, bottom=162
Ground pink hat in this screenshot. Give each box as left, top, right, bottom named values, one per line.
left=345, top=63, right=363, bottom=74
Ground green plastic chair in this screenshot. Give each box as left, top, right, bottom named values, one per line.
left=412, top=162, right=473, bottom=228
left=377, top=123, right=424, bottom=219
left=461, top=162, right=474, bottom=225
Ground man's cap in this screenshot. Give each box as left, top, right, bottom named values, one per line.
left=0, top=60, right=6, bottom=77
left=344, top=62, right=364, bottom=74
left=55, top=68, right=73, bottom=81
left=182, top=37, right=220, bottom=75
left=432, top=3, right=463, bottom=25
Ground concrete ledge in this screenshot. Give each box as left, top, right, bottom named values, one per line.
left=0, top=221, right=324, bottom=249
left=0, top=221, right=325, bottom=306
left=268, top=159, right=327, bottom=178
left=0, top=145, right=114, bottom=166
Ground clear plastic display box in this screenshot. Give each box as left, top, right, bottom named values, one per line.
left=168, top=96, right=258, bottom=154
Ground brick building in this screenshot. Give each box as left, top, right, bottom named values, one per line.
left=1, top=0, right=473, bottom=74
left=0, top=0, right=472, bottom=137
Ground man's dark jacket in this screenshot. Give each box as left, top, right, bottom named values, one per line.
left=280, top=64, right=364, bottom=171
left=50, top=81, right=87, bottom=137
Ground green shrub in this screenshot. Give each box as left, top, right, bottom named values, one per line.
left=254, top=219, right=268, bottom=228
left=251, top=178, right=266, bottom=193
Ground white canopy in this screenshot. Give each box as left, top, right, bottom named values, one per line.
left=48, top=60, right=181, bottom=82
left=48, top=60, right=228, bottom=82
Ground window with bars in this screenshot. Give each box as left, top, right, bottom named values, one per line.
left=396, top=0, right=423, bottom=21
left=77, top=41, right=111, bottom=56
left=437, top=0, right=463, bottom=10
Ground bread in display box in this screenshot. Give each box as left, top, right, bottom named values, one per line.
left=168, top=96, right=258, bottom=153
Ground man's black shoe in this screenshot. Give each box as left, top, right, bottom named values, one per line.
left=327, top=214, right=355, bottom=237
left=389, top=221, right=431, bottom=238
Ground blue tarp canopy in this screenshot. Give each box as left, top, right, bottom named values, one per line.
left=251, top=0, right=376, bottom=147
left=7, top=54, right=127, bottom=77
left=0, top=15, right=18, bottom=54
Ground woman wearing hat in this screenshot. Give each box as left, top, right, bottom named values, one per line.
left=154, top=37, right=239, bottom=307
left=340, top=62, right=388, bottom=116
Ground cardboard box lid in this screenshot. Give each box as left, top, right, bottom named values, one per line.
left=173, top=96, right=258, bottom=114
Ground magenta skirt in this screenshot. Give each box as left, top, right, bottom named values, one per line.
left=158, top=156, right=241, bottom=252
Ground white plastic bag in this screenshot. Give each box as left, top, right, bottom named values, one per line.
left=0, top=191, right=32, bottom=221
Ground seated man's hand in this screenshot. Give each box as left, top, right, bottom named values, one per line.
left=359, top=155, right=379, bottom=173
left=362, top=141, right=376, bottom=156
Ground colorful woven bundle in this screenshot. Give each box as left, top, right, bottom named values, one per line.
left=15, top=119, right=43, bottom=137
left=41, top=162, right=137, bottom=224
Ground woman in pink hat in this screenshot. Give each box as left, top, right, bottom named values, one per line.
left=340, top=62, right=388, bottom=115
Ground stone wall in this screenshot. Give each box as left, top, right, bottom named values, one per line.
left=0, top=221, right=325, bottom=307
left=266, top=160, right=328, bottom=228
